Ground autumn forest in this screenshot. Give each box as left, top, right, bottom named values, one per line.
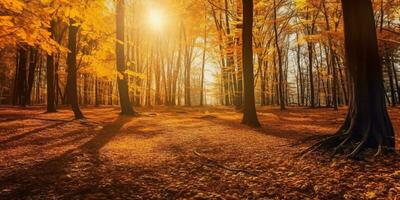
left=0, top=0, right=400, bottom=199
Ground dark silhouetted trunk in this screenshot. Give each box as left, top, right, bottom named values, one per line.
left=116, top=0, right=135, bottom=115
left=309, top=0, right=395, bottom=157
left=14, top=47, right=28, bottom=106
left=66, top=20, right=84, bottom=119
left=46, top=20, right=57, bottom=112
left=241, top=0, right=260, bottom=127
left=46, top=54, right=57, bottom=112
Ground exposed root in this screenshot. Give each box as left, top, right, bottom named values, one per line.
left=298, top=133, right=348, bottom=158
left=347, top=123, right=371, bottom=159
left=301, top=118, right=395, bottom=160
left=193, top=149, right=258, bottom=176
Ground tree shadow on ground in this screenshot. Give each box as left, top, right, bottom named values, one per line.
left=0, top=120, right=74, bottom=147
left=200, top=114, right=333, bottom=142
left=0, top=116, right=137, bottom=199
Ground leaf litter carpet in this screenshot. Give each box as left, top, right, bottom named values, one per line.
left=0, top=106, right=399, bottom=199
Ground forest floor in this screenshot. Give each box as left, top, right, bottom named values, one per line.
left=0, top=106, right=399, bottom=199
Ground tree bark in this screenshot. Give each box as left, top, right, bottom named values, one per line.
left=26, top=48, right=38, bottom=105
left=391, top=56, right=400, bottom=104
left=273, top=0, right=285, bottom=110
left=384, top=54, right=396, bottom=106
left=241, top=0, right=260, bottom=127
left=200, top=10, right=207, bottom=106
left=310, top=0, right=395, bottom=157
left=296, top=33, right=304, bottom=106
left=14, top=47, right=29, bottom=107
left=46, top=44, right=57, bottom=112
left=66, top=20, right=84, bottom=119
left=116, top=0, right=135, bottom=115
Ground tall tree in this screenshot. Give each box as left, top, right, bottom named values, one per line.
left=308, top=0, right=396, bottom=157
left=116, top=0, right=135, bottom=115
left=200, top=5, right=207, bottom=106
left=66, top=20, right=84, bottom=119
left=273, top=0, right=285, bottom=110
left=46, top=20, right=57, bottom=113
left=241, top=0, right=260, bottom=127
left=13, top=47, right=28, bottom=106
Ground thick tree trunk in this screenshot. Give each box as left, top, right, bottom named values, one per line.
left=309, top=0, right=395, bottom=157
left=116, top=0, right=135, bottom=115
left=241, top=0, right=260, bottom=127
left=66, top=20, right=84, bottom=119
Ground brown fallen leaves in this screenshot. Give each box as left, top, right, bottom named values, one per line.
left=0, top=106, right=399, bottom=199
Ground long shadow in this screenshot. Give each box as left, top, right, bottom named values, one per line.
left=0, top=120, right=74, bottom=146
left=0, top=116, right=133, bottom=199
left=201, top=115, right=326, bottom=141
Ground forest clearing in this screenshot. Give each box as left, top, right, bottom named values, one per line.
left=1, top=0, right=400, bottom=199
left=0, top=106, right=399, bottom=199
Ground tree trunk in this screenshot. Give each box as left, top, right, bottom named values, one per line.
left=46, top=47, right=57, bottom=112
left=273, top=0, right=285, bottom=110
left=384, top=54, right=396, bottom=106
left=307, top=43, right=315, bottom=108
left=46, top=20, right=57, bottom=113
left=26, top=48, right=38, bottom=105
left=116, top=0, right=135, bottom=115
left=66, top=20, right=84, bottom=119
left=392, top=57, right=400, bottom=104
left=14, top=47, right=28, bottom=107
left=296, top=33, right=304, bottom=106
left=311, top=0, right=395, bottom=157
left=241, top=0, right=260, bottom=127
left=200, top=12, right=207, bottom=106
left=336, top=56, right=349, bottom=105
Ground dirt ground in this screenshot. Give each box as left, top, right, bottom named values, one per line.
left=0, top=106, right=399, bottom=199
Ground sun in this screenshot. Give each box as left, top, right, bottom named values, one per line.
left=148, top=8, right=165, bottom=31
